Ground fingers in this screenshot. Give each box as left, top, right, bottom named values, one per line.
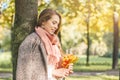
left=68, top=63, right=73, bottom=73
left=52, top=68, right=70, bottom=78
left=69, top=70, right=73, bottom=74
left=63, top=68, right=73, bottom=77
left=64, top=69, right=70, bottom=76
left=52, top=67, right=74, bottom=79
left=68, top=63, right=73, bottom=69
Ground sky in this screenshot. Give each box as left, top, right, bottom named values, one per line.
left=1, top=0, right=10, bottom=12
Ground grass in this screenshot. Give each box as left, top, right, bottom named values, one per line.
left=74, top=65, right=112, bottom=72
left=0, top=75, right=119, bottom=80
left=0, top=68, right=12, bottom=73
left=66, top=75, right=119, bottom=80
left=0, top=52, right=119, bottom=80
left=73, top=55, right=120, bottom=72
left=0, top=78, right=12, bottom=80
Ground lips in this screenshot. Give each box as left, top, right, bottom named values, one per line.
left=51, top=28, right=56, bottom=32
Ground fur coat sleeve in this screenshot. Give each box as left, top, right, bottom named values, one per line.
left=16, top=32, right=48, bottom=80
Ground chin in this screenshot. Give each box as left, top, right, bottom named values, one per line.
left=50, top=33, right=54, bottom=35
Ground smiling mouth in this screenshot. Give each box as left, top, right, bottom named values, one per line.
left=51, top=29, right=55, bottom=32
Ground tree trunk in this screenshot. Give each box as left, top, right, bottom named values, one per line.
left=11, top=0, right=38, bottom=80
left=86, top=15, right=90, bottom=66
left=112, top=11, right=119, bottom=69
left=86, top=0, right=90, bottom=66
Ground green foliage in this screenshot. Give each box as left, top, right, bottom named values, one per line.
left=103, top=32, right=113, bottom=53
left=49, top=0, right=117, bottom=53
left=1, top=0, right=120, bottom=79
left=90, top=40, right=108, bottom=56
left=0, top=28, right=11, bottom=51
left=1, top=0, right=120, bottom=56
left=0, top=52, right=12, bottom=69
left=102, top=52, right=120, bottom=58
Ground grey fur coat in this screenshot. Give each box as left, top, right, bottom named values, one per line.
left=16, top=32, right=48, bottom=80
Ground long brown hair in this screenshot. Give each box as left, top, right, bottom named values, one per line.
left=37, top=8, right=61, bottom=34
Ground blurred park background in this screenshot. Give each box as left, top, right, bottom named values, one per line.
left=0, top=0, right=120, bottom=80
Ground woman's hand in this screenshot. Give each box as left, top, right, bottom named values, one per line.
left=52, top=68, right=70, bottom=78
left=52, top=63, right=74, bottom=79
left=68, top=63, right=73, bottom=74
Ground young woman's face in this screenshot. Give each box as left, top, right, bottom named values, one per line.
left=42, top=15, right=60, bottom=34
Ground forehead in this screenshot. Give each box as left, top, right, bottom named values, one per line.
left=50, top=15, right=60, bottom=22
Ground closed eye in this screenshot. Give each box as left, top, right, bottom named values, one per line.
left=52, top=21, right=57, bottom=24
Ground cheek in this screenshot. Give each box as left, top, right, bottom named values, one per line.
left=46, top=22, right=52, bottom=27
left=49, top=22, right=54, bottom=26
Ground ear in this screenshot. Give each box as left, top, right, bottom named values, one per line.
left=42, top=22, right=45, bottom=26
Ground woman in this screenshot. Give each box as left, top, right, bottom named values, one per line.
left=16, top=9, right=73, bottom=80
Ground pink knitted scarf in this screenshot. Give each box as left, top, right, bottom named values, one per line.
left=35, top=27, right=61, bottom=66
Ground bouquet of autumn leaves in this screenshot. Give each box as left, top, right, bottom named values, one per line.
left=61, top=54, right=78, bottom=68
